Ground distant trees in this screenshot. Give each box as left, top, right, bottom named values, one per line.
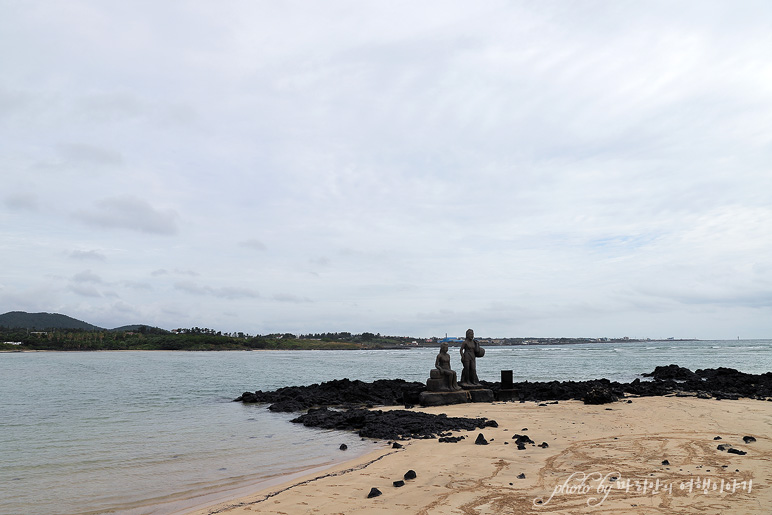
left=0, top=327, right=421, bottom=351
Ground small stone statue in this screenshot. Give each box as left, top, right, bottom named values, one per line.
left=460, top=328, right=484, bottom=386
left=436, top=342, right=461, bottom=391
left=426, top=342, right=461, bottom=391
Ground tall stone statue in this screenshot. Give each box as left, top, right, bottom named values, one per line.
left=459, top=328, right=484, bottom=386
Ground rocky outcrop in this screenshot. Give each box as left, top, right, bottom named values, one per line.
left=235, top=366, right=772, bottom=411
left=480, top=366, right=772, bottom=403
left=235, top=378, right=424, bottom=411
left=290, top=407, right=497, bottom=440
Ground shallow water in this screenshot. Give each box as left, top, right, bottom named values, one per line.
left=1, top=339, right=770, bottom=515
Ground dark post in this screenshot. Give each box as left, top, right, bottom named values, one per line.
left=501, top=370, right=513, bottom=390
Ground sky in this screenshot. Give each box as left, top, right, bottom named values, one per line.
left=2, top=1, right=771, bottom=339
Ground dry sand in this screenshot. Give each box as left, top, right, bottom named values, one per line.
left=188, top=396, right=771, bottom=514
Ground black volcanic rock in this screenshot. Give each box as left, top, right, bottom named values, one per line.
left=643, top=365, right=699, bottom=381
left=482, top=366, right=772, bottom=402
left=404, top=470, right=417, bottom=480
left=367, top=487, right=382, bottom=498
left=583, top=385, right=618, bottom=405
left=291, top=407, right=496, bottom=441
left=236, top=367, right=772, bottom=416
left=235, top=378, right=424, bottom=411
left=475, top=433, right=488, bottom=445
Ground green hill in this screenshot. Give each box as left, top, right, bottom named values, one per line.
left=110, top=324, right=169, bottom=334
left=0, top=311, right=103, bottom=331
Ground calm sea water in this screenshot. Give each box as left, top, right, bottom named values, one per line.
left=1, top=339, right=770, bottom=515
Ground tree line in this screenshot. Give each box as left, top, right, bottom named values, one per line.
left=0, top=327, right=417, bottom=351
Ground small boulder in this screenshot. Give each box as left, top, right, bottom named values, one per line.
left=583, top=386, right=618, bottom=405
left=367, top=487, right=382, bottom=498
left=728, top=448, right=747, bottom=456
left=393, top=480, right=405, bottom=487
left=339, top=444, right=348, bottom=451
left=392, top=442, right=403, bottom=449
left=517, top=473, right=526, bottom=479
left=475, top=433, right=489, bottom=445
left=743, top=436, right=756, bottom=444
left=404, top=470, right=417, bottom=480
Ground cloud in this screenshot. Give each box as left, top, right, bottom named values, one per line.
left=123, top=280, right=152, bottom=290
left=1, top=2, right=770, bottom=338
left=173, top=281, right=208, bottom=295
left=58, top=143, right=124, bottom=167
left=272, top=293, right=312, bottom=303
left=68, top=284, right=102, bottom=298
left=239, top=238, right=268, bottom=251
left=152, top=268, right=198, bottom=277
left=73, top=196, right=179, bottom=235
left=4, top=193, right=38, bottom=211
left=69, top=250, right=107, bottom=261
left=174, top=281, right=259, bottom=299
left=111, top=301, right=142, bottom=317
left=217, top=286, right=261, bottom=300
left=76, top=92, right=145, bottom=123
left=309, top=257, right=331, bottom=267
left=72, top=270, right=102, bottom=284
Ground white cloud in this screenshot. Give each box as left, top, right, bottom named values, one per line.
left=58, top=143, right=124, bottom=167
left=4, top=193, right=38, bottom=211
left=72, top=270, right=102, bottom=284
left=73, top=196, right=179, bottom=235
left=68, top=284, right=102, bottom=298
left=69, top=250, right=107, bottom=261
left=174, top=281, right=259, bottom=299
left=1, top=1, right=770, bottom=338
left=273, top=293, right=312, bottom=303
left=239, top=238, right=268, bottom=251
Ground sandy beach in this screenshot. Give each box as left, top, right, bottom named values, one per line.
left=186, top=396, right=771, bottom=514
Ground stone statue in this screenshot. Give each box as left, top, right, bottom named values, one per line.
left=431, top=342, right=461, bottom=391
left=459, top=328, right=484, bottom=386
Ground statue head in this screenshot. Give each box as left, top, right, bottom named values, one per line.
left=440, top=342, right=448, bottom=353
left=466, top=328, right=474, bottom=340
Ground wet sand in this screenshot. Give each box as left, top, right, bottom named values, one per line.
left=187, top=396, right=771, bottom=514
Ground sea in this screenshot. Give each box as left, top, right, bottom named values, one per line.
left=1, top=339, right=770, bottom=515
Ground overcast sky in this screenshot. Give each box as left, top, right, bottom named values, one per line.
left=2, top=1, right=771, bottom=338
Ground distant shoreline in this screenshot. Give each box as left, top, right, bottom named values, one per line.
left=1, top=338, right=712, bottom=353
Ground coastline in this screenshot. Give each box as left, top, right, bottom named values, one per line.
left=186, top=396, right=771, bottom=514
